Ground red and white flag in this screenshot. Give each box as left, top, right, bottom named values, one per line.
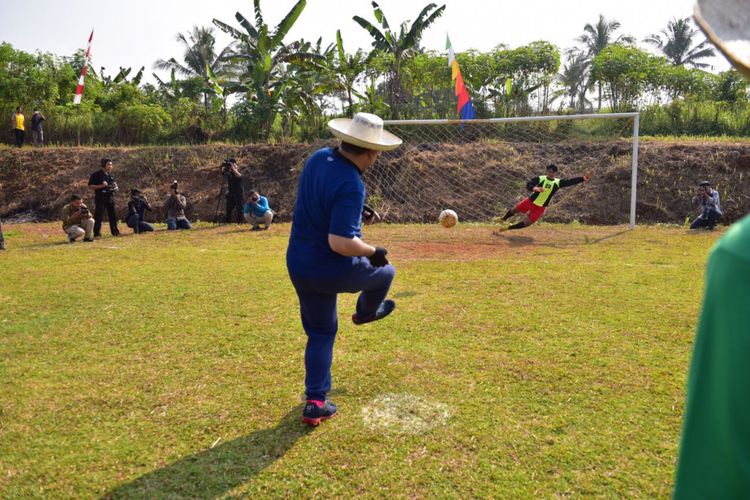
left=73, top=29, right=94, bottom=105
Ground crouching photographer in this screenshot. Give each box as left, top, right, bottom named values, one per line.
left=222, top=158, right=244, bottom=223
left=126, top=189, right=154, bottom=233
left=165, top=180, right=191, bottom=230
left=243, top=189, right=274, bottom=230
left=690, top=180, right=722, bottom=230
left=61, top=194, right=94, bottom=243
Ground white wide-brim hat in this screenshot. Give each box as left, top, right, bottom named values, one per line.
left=328, top=112, right=403, bottom=151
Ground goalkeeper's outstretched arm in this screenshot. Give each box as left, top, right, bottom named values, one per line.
left=559, top=174, right=590, bottom=187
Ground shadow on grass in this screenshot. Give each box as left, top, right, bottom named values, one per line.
left=504, top=234, right=535, bottom=246
left=491, top=227, right=633, bottom=248
left=10, top=223, right=240, bottom=251
left=104, top=404, right=312, bottom=499
left=583, top=228, right=631, bottom=245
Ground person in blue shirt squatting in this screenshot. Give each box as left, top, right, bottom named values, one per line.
left=243, top=190, right=274, bottom=231
left=286, top=112, right=402, bottom=426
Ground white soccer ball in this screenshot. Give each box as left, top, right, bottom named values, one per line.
left=439, top=209, right=458, bottom=228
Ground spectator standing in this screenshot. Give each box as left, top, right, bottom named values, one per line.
left=61, top=194, right=94, bottom=243
left=12, top=107, right=24, bottom=148
left=243, top=190, right=274, bottom=230
left=165, top=181, right=191, bottom=230
left=87, top=158, right=120, bottom=237
left=31, top=109, right=45, bottom=146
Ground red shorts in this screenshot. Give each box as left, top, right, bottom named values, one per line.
left=513, top=197, right=545, bottom=223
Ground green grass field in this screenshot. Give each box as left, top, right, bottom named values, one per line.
left=0, top=222, right=720, bottom=497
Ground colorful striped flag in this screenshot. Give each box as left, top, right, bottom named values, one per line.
left=446, top=34, right=475, bottom=120
left=73, top=30, right=94, bottom=105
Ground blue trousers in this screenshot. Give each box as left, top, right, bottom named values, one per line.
left=127, top=215, right=154, bottom=233
left=289, top=259, right=395, bottom=401
left=167, top=218, right=192, bottom=230
left=690, top=209, right=721, bottom=230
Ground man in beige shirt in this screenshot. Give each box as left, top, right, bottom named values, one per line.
left=61, top=194, right=94, bottom=243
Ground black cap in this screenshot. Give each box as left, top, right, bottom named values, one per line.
left=699, top=180, right=711, bottom=186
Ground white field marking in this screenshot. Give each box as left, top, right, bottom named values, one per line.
left=362, top=393, right=451, bottom=435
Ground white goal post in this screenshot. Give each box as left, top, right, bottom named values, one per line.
left=372, top=112, right=640, bottom=228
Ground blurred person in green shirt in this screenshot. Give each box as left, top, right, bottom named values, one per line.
left=674, top=214, right=750, bottom=498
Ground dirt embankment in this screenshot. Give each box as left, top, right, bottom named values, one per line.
left=0, top=140, right=748, bottom=224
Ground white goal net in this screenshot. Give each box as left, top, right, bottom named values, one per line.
left=364, top=113, right=640, bottom=227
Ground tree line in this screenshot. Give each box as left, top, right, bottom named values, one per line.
left=2, top=0, right=748, bottom=146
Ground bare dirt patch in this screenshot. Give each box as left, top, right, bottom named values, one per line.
left=376, top=224, right=634, bottom=261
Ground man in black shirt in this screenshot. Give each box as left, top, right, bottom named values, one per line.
left=224, top=158, right=245, bottom=223
left=88, top=158, right=121, bottom=237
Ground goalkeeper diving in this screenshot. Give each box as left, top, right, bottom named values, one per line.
left=497, top=164, right=590, bottom=232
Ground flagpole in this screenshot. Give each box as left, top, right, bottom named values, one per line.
left=74, top=29, right=94, bottom=146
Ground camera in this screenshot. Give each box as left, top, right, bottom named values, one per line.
left=221, top=158, right=234, bottom=176
left=80, top=206, right=90, bottom=217
left=171, top=180, right=179, bottom=192
left=104, top=181, right=119, bottom=195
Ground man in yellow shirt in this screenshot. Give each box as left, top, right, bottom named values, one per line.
left=13, top=106, right=25, bottom=148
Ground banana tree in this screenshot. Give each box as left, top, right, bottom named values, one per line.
left=353, top=1, right=445, bottom=118
left=213, top=0, right=323, bottom=139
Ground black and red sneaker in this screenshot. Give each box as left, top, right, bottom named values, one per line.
left=302, top=400, right=337, bottom=426
left=352, top=299, right=396, bottom=325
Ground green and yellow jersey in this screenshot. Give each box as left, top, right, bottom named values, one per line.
left=526, top=175, right=585, bottom=207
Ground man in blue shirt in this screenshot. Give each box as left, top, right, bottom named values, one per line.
left=287, top=112, right=402, bottom=426
left=690, top=180, right=722, bottom=230
left=243, top=190, right=274, bottom=231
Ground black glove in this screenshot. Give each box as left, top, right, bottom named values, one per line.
left=369, top=247, right=389, bottom=267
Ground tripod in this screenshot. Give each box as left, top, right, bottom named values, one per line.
left=215, top=174, right=229, bottom=222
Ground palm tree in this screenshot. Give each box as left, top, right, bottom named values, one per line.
left=576, top=14, right=635, bottom=110
left=353, top=1, right=445, bottom=118
left=213, top=0, right=323, bottom=139
left=153, top=26, right=233, bottom=116
left=558, top=52, right=590, bottom=112
left=644, top=17, right=716, bottom=68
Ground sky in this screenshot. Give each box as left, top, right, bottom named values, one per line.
left=0, top=0, right=730, bottom=84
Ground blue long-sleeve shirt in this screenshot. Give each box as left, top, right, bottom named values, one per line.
left=243, top=195, right=270, bottom=217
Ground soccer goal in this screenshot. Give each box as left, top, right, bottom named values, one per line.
left=366, top=113, right=640, bottom=228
